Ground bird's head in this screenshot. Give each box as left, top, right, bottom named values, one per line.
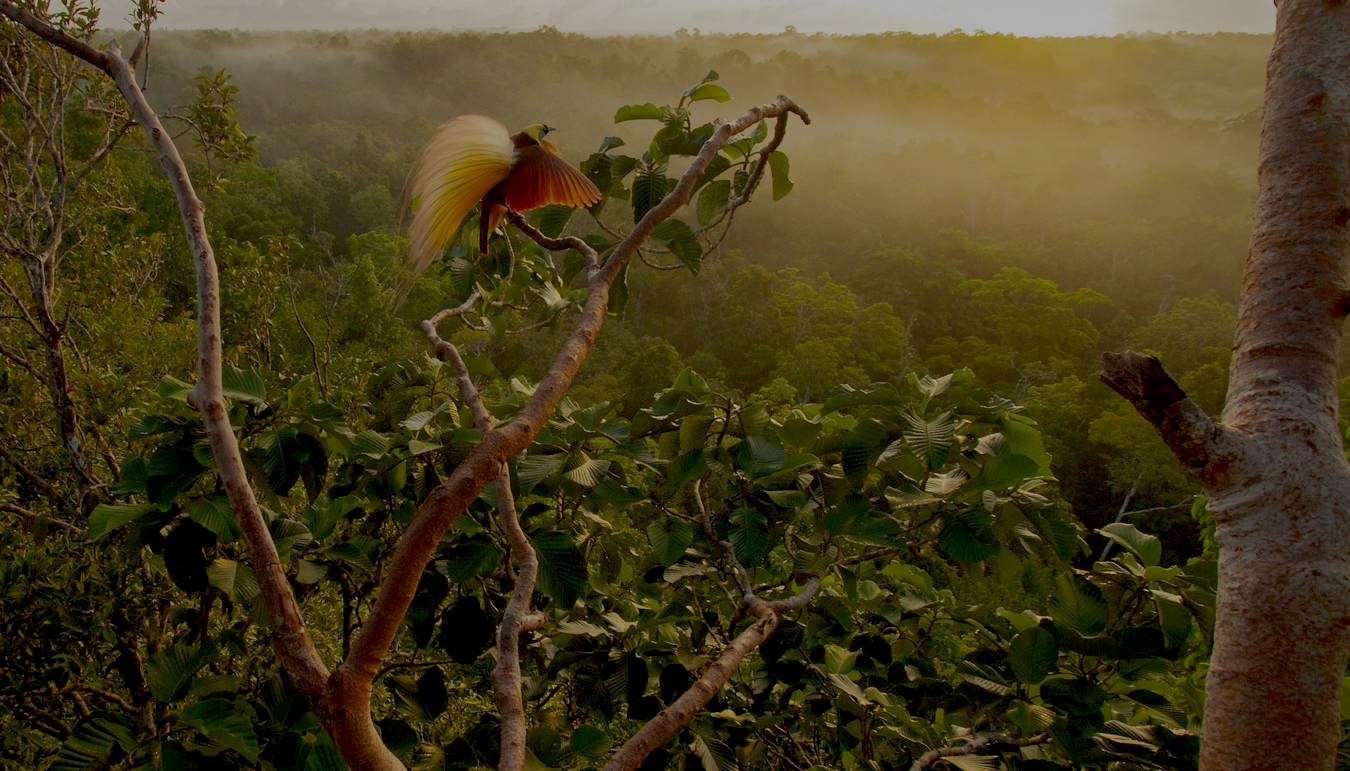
left=520, top=123, right=554, bottom=142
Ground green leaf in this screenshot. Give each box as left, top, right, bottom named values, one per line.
left=180, top=698, right=260, bottom=761
left=597, top=135, right=625, bottom=152
left=563, top=452, right=611, bottom=487
left=147, top=443, right=207, bottom=505
left=938, top=512, right=1000, bottom=563
left=88, top=502, right=156, bottom=540
left=1153, top=590, right=1193, bottom=649
left=666, top=449, right=710, bottom=490
left=694, top=179, right=731, bottom=226
left=1008, top=626, right=1059, bottom=684
left=436, top=535, right=503, bottom=581
left=647, top=517, right=695, bottom=567
left=221, top=364, right=266, bottom=404
left=651, top=218, right=703, bottom=273
left=147, top=641, right=216, bottom=702
left=686, top=82, right=731, bottom=103
left=614, top=102, right=664, bottom=122
left=736, top=435, right=786, bottom=477
left=533, top=531, right=588, bottom=607
left=767, top=150, right=793, bottom=199
left=349, top=429, right=389, bottom=457
left=903, top=411, right=956, bottom=470
left=631, top=161, right=668, bottom=223
left=729, top=508, right=770, bottom=566
left=157, top=375, right=192, bottom=402
left=693, top=154, right=733, bottom=194
left=1049, top=573, right=1109, bottom=635
left=52, top=715, right=136, bottom=771
left=841, top=419, right=894, bottom=488
left=998, top=413, right=1052, bottom=471
left=691, top=731, right=736, bottom=771
left=1100, top=522, right=1163, bottom=567
left=536, top=204, right=575, bottom=237
left=969, top=453, right=1040, bottom=492
left=260, top=427, right=307, bottom=496
left=570, top=725, right=612, bottom=761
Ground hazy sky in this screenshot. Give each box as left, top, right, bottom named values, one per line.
left=112, top=0, right=1274, bottom=37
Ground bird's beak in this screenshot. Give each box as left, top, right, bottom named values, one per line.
left=540, top=124, right=555, bottom=139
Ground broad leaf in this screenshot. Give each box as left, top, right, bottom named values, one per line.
left=1100, top=522, right=1163, bottom=567
left=1049, top=573, right=1109, bottom=635
left=180, top=698, right=260, bottom=761
left=1008, top=626, right=1059, bottom=684
left=533, top=532, right=588, bottom=607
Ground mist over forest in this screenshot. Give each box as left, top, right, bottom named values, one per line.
left=117, top=27, right=1274, bottom=547
left=143, top=27, right=1266, bottom=312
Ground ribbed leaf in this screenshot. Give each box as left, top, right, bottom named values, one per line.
left=736, top=436, right=786, bottom=478
left=180, top=698, right=260, bottom=761
left=1100, top=522, right=1162, bottom=567
left=1008, top=626, right=1059, bottom=684
left=51, top=715, right=136, bottom=771
left=221, top=363, right=266, bottom=404
left=903, top=410, right=956, bottom=470
left=969, top=453, right=1040, bottom=492
left=841, top=419, right=894, bottom=488
left=533, top=532, right=588, bottom=607
left=536, top=203, right=575, bottom=237
left=185, top=494, right=240, bottom=541
left=945, top=756, right=998, bottom=771
left=729, top=508, right=770, bottom=566
left=349, top=429, right=389, bottom=457
left=614, top=102, right=664, bottom=122
left=631, top=161, right=668, bottom=223
left=686, top=82, right=731, bottom=103
left=647, top=517, right=695, bottom=567
left=691, top=731, right=737, bottom=771
left=570, top=725, right=612, bottom=761
left=88, top=502, right=156, bottom=540
left=435, top=535, right=503, bottom=581
left=147, top=641, right=216, bottom=702
left=696, top=179, right=730, bottom=225
left=1049, top=573, right=1109, bottom=635
left=651, top=218, right=702, bottom=273
left=938, top=511, right=1000, bottom=563
left=563, top=451, right=611, bottom=487
left=924, top=469, right=969, bottom=496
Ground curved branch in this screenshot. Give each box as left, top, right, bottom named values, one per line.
left=602, top=611, right=780, bottom=771
left=908, top=731, right=1050, bottom=771
left=1099, top=351, right=1235, bottom=479
left=0, top=0, right=344, bottom=750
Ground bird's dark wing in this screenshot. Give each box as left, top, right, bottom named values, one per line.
left=497, top=140, right=602, bottom=213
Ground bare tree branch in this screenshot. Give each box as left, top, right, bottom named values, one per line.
left=908, top=731, right=1050, bottom=771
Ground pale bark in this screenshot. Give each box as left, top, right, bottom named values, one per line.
left=1102, top=2, right=1350, bottom=768
left=331, top=96, right=809, bottom=771
left=0, top=0, right=360, bottom=759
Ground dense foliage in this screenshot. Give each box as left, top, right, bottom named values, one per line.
left=1, top=7, right=1328, bottom=770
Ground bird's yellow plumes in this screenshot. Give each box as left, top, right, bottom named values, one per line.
left=403, top=114, right=601, bottom=283
left=405, top=115, right=515, bottom=277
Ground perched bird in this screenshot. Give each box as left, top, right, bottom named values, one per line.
left=404, top=114, right=602, bottom=277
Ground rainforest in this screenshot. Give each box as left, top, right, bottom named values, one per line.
left=0, top=6, right=1315, bottom=770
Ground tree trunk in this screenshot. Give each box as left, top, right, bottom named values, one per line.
left=1103, top=2, right=1350, bottom=768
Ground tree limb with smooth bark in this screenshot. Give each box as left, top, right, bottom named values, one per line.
left=1100, top=3, right=1350, bottom=768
